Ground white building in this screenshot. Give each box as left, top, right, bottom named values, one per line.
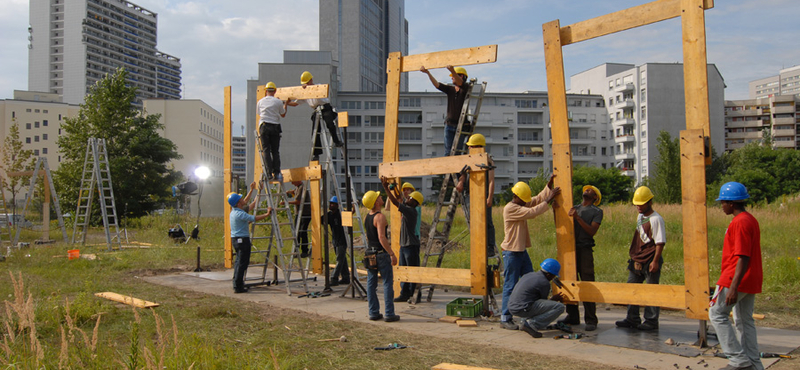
left=231, top=136, right=247, bottom=179
left=569, top=63, right=726, bottom=182
left=724, top=95, right=799, bottom=151
left=749, top=65, right=800, bottom=99
left=28, top=0, right=181, bottom=107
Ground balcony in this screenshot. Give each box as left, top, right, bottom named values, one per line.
left=726, top=131, right=762, bottom=140
left=773, top=140, right=797, bottom=148
left=726, top=119, right=767, bottom=129
left=621, top=169, right=636, bottom=177
left=772, top=105, right=796, bottom=114
left=615, top=152, right=636, bottom=160
left=615, top=99, right=635, bottom=110
left=615, top=134, right=635, bottom=143
left=773, top=116, right=795, bottom=125
left=772, top=128, right=796, bottom=137
left=614, top=117, right=636, bottom=126
left=615, top=82, right=635, bottom=92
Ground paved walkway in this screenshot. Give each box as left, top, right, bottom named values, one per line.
left=145, top=268, right=798, bottom=370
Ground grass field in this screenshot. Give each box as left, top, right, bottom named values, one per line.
left=1, top=199, right=798, bottom=368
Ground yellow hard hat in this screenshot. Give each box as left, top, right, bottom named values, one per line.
left=402, top=182, right=415, bottom=191
left=466, top=133, right=486, bottom=147
left=632, top=186, right=654, bottom=205
left=362, top=191, right=379, bottom=209
left=582, top=185, right=602, bottom=206
left=511, top=182, right=532, bottom=203
left=410, top=191, right=424, bottom=205
left=450, top=67, right=468, bottom=78
left=301, top=71, right=313, bottom=84
left=265, top=81, right=276, bottom=90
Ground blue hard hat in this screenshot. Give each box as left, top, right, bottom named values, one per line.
left=716, top=182, right=750, bottom=201
left=540, top=258, right=561, bottom=276
left=330, top=196, right=338, bottom=204
left=227, top=192, right=242, bottom=207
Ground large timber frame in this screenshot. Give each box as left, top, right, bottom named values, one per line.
left=543, top=0, right=715, bottom=320
left=381, top=45, right=497, bottom=296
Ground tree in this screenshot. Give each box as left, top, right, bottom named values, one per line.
left=649, top=131, right=682, bottom=204
left=54, top=68, right=182, bottom=219
left=1, top=122, right=35, bottom=216
left=711, top=142, right=800, bottom=203
left=571, top=165, right=633, bottom=205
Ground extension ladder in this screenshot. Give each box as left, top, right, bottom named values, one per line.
left=72, top=138, right=121, bottom=251
left=13, top=157, right=68, bottom=245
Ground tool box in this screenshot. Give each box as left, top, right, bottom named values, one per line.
left=446, top=298, right=484, bottom=318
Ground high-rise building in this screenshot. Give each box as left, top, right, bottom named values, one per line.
left=569, top=63, right=725, bottom=182
left=231, top=136, right=247, bottom=179
left=319, top=0, right=408, bottom=92
left=28, top=0, right=182, bottom=107
left=724, top=95, right=799, bottom=151
left=749, top=65, right=800, bottom=99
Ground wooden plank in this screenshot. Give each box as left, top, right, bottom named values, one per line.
left=439, top=316, right=460, bottom=323
left=559, top=0, right=714, bottom=45
left=310, top=178, right=323, bottom=274
left=680, top=130, right=710, bottom=320
left=394, top=266, right=471, bottom=287
left=468, top=147, right=487, bottom=296
left=253, top=86, right=267, bottom=183
left=400, top=45, right=498, bottom=73
left=543, top=20, right=577, bottom=282
left=456, top=320, right=478, bottom=327
left=560, top=281, right=686, bottom=309
left=337, top=111, right=349, bottom=127
left=384, top=52, right=403, bottom=295
left=273, top=84, right=329, bottom=101
left=280, top=164, right=322, bottom=183
left=224, top=86, right=233, bottom=269
left=379, top=153, right=490, bottom=178
left=341, top=211, right=353, bottom=227
left=95, top=292, right=159, bottom=308
left=433, top=363, right=499, bottom=370
left=681, top=0, right=712, bottom=167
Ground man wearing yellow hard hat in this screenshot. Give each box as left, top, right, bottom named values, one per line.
left=498, top=176, right=560, bottom=330
left=361, top=190, right=399, bottom=322
left=419, top=64, right=470, bottom=156
left=381, top=177, right=424, bottom=303
left=227, top=181, right=272, bottom=293
left=299, top=71, right=344, bottom=160
left=257, top=81, right=298, bottom=181
left=558, top=185, right=603, bottom=331
left=615, top=186, right=666, bottom=331
left=455, top=134, right=498, bottom=257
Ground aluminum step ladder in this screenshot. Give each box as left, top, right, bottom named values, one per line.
left=71, top=138, right=121, bottom=251
left=13, top=157, right=68, bottom=245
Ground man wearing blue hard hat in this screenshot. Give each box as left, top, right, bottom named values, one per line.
left=710, top=182, right=764, bottom=370
left=325, top=196, right=349, bottom=286
left=227, top=181, right=272, bottom=293
left=507, top=258, right=566, bottom=339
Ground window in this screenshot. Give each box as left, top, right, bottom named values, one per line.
left=34, top=150, right=39, bottom=155
left=35, top=122, right=40, bottom=128
left=26, top=123, right=31, bottom=129
left=43, top=134, right=48, bottom=140
left=349, top=166, right=362, bottom=175
left=366, top=101, right=385, bottom=110
left=43, top=148, right=48, bottom=154
left=11, top=111, right=15, bottom=118
left=341, top=101, right=361, bottom=109
left=514, top=99, right=537, bottom=108
left=35, top=136, right=40, bottom=142
left=26, top=109, right=31, bottom=112
left=640, top=89, right=646, bottom=103
left=348, top=132, right=361, bottom=142
left=641, top=106, right=647, bottom=119
left=398, top=128, right=421, bottom=141
left=347, top=149, right=361, bottom=160
left=399, top=97, right=421, bottom=107
left=43, top=110, right=48, bottom=114
left=398, top=112, right=421, bottom=124
left=640, top=70, right=646, bottom=85
left=35, top=109, right=40, bottom=113
left=608, top=80, right=614, bottom=90
left=26, top=137, right=31, bottom=143
left=348, top=115, right=362, bottom=127
left=364, top=132, right=384, bottom=143
left=365, top=149, right=382, bottom=160
left=365, top=116, right=385, bottom=127
left=601, top=147, right=607, bottom=155
left=517, top=112, right=540, bottom=125
left=43, top=120, right=48, bottom=126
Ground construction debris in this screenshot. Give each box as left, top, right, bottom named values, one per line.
left=94, top=292, right=159, bottom=308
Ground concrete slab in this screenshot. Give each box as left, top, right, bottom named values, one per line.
left=143, top=269, right=798, bottom=370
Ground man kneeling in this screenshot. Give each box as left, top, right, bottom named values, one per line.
left=507, top=258, right=566, bottom=338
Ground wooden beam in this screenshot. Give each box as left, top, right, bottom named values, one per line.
left=682, top=0, right=713, bottom=166
left=558, top=0, right=714, bottom=45
left=273, top=84, right=329, bottom=101
left=469, top=147, right=487, bottom=296
left=224, top=86, right=233, bottom=268
left=680, top=130, right=710, bottom=320
left=253, top=86, right=267, bottom=182
left=394, top=266, right=471, bottom=287
left=400, top=45, right=498, bottom=73
left=433, top=364, right=499, bottom=370
left=557, top=281, right=686, bottom=310
left=95, top=292, right=160, bottom=308
left=280, top=164, right=322, bottom=183
left=379, top=153, right=490, bottom=179
left=384, top=51, right=403, bottom=294
left=543, top=19, right=577, bottom=282
left=310, top=178, right=323, bottom=274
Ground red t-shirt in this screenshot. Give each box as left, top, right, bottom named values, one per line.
left=716, top=211, right=762, bottom=294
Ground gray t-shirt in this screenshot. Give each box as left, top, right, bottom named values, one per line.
left=574, top=204, right=603, bottom=249
left=398, top=202, right=420, bottom=247
left=508, top=271, right=551, bottom=314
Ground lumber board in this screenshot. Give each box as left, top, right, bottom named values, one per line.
left=433, top=363, right=499, bottom=370
left=394, top=266, right=471, bottom=287
left=337, top=112, right=349, bottom=127
left=559, top=281, right=686, bottom=309
left=95, top=292, right=159, bottom=308
left=439, top=316, right=460, bottom=323
left=681, top=0, right=712, bottom=141
left=253, top=87, right=267, bottom=183
left=224, top=86, right=233, bottom=268
left=680, top=130, right=710, bottom=320
left=468, top=153, right=488, bottom=296
left=378, top=153, right=490, bottom=178
left=558, top=0, right=714, bottom=45
left=272, top=84, right=329, bottom=101
left=456, top=320, right=478, bottom=327
left=400, top=45, right=497, bottom=73
left=310, top=178, right=323, bottom=274
left=280, top=164, right=322, bottom=183
left=385, top=52, right=402, bottom=294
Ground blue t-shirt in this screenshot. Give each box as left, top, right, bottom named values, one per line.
left=230, top=207, right=255, bottom=237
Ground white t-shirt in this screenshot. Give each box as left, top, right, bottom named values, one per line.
left=257, top=95, right=286, bottom=124
left=636, top=211, right=666, bottom=245
left=305, top=97, right=330, bottom=109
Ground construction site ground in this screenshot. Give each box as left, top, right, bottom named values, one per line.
left=145, top=267, right=800, bottom=370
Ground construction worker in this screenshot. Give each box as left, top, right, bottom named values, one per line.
left=288, top=181, right=312, bottom=258
left=300, top=71, right=344, bottom=161
left=419, top=65, right=470, bottom=156
left=499, top=177, right=560, bottom=330
left=361, top=191, right=400, bottom=322
left=326, top=196, right=349, bottom=286
left=455, top=133, right=497, bottom=257
left=508, top=259, right=566, bottom=338
left=257, top=81, right=298, bottom=181
left=709, top=182, right=764, bottom=370
left=558, top=185, right=603, bottom=331
left=227, top=181, right=273, bottom=293
left=615, top=186, right=666, bottom=331
left=385, top=182, right=420, bottom=240
left=381, top=177, right=423, bottom=303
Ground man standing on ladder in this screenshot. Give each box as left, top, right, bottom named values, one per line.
left=300, top=71, right=344, bottom=161
left=455, top=133, right=497, bottom=257
left=419, top=65, right=470, bottom=156
left=325, top=196, right=350, bottom=286
left=288, top=181, right=312, bottom=258
left=228, top=182, right=273, bottom=293
left=381, top=177, right=423, bottom=303
left=499, top=178, right=560, bottom=330
left=257, top=81, right=297, bottom=181
left=361, top=191, right=399, bottom=322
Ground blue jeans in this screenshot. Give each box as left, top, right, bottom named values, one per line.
left=501, top=250, right=534, bottom=321
left=398, top=245, right=420, bottom=298
left=511, top=299, right=566, bottom=330
left=624, top=257, right=662, bottom=324
left=709, top=286, right=764, bottom=370
left=444, top=124, right=466, bottom=156
left=367, top=253, right=395, bottom=318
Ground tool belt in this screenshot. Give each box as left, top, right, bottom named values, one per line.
left=363, top=248, right=384, bottom=270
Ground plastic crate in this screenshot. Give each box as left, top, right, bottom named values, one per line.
left=446, top=298, right=484, bottom=318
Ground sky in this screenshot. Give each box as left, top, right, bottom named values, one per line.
left=2, top=0, right=799, bottom=131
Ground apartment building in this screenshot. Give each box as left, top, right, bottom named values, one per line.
left=749, top=65, right=800, bottom=99
left=724, top=95, right=799, bottom=151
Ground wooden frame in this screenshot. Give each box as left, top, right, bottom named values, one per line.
left=543, top=0, right=714, bottom=319
left=382, top=45, right=497, bottom=295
